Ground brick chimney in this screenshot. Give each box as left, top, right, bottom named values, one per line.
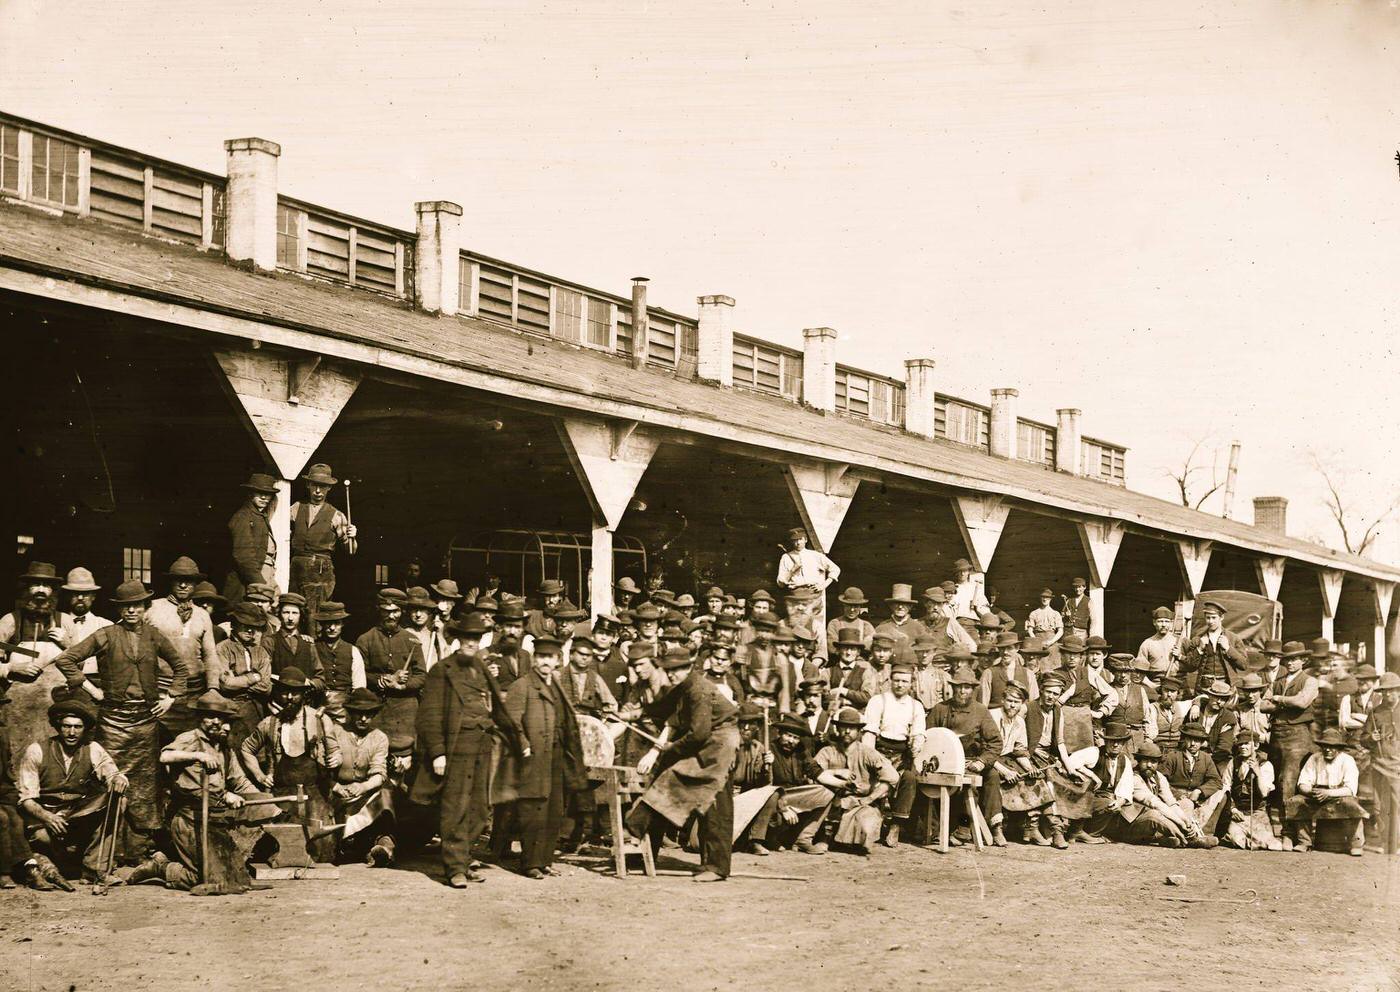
left=1253, top=497, right=1288, bottom=535
left=802, top=327, right=837, bottom=413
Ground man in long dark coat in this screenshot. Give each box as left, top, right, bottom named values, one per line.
left=225, top=472, right=278, bottom=605
left=490, top=635, right=586, bottom=879
left=413, top=614, right=519, bottom=887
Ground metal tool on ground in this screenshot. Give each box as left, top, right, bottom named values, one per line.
left=652, top=869, right=808, bottom=882
left=248, top=785, right=341, bottom=880
left=199, top=764, right=210, bottom=886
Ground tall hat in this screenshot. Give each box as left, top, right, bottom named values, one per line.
left=833, top=627, right=867, bottom=650
left=885, top=583, right=916, bottom=605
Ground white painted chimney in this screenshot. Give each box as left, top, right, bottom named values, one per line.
left=696, top=295, right=735, bottom=385
left=223, top=138, right=281, bottom=271
left=414, top=200, right=463, bottom=316
left=1055, top=407, right=1082, bottom=474
left=802, top=327, right=837, bottom=413
left=990, top=388, right=1019, bottom=458
left=904, top=359, right=936, bottom=438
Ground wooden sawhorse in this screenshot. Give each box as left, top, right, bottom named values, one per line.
left=917, top=771, right=994, bottom=853
left=599, top=765, right=656, bottom=878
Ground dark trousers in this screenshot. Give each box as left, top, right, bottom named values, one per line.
left=876, top=738, right=918, bottom=820
left=440, top=747, right=492, bottom=875
left=290, top=555, right=335, bottom=631
left=697, top=783, right=733, bottom=877
left=515, top=746, right=565, bottom=872
left=1272, top=722, right=1313, bottom=807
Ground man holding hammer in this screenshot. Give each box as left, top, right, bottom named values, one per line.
left=288, top=463, right=358, bottom=630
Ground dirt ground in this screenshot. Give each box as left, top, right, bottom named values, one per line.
left=1, top=840, right=1395, bottom=992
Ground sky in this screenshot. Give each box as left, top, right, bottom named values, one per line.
left=3, top=0, right=1398, bottom=561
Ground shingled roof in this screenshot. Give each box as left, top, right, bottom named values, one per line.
left=1, top=200, right=1395, bottom=583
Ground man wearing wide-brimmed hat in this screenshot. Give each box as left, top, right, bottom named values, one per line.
left=874, top=583, right=928, bottom=667
left=54, top=579, right=188, bottom=858
left=823, top=627, right=880, bottom=711
left=190, top=582, right=228, bottom=644
left=327, top=688, right=397, bottom=868
left=1187, top=679, right=1240, bottom=771
left=17, top=693, right=126, bottom=887
left=1161, top=723, right=1225, bottom=840
left=59, top=567, right=110, bottom=646
left=311, top=601, right=365, bottom=722
left=0, top=561, right=68, bottom=765
left=288, top=462, right=357, bottom=628
left=1122, top=741, right=1198, bottom=848
left=211, top=601, right=273, bottom=745
left=1025, top=588, right=1063, bottom=648
left=1260, top=640, right=1318, bottom=824
left=226, top=471, right=279, bottom=606
left=1287, top=727, right=1367, bottom=855
left=811, top=706, right=899, bottom=854
left=355, top=589, right=428, bottom=756
left=980, top=630, right=1038, bottom=710
left=485, top=599, right=532, bottom=689
left=146, top=556, right=221, bottom=735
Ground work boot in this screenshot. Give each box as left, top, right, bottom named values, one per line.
left=122, top=851, right=170, bottom=885
left=366, top=842, right=393, bottom=868
left=30, top=854, right=74, bottom=892
left=748, top=841, right=771, bottom=857
left=1071, top=828, right=1107, bottom=845
left=1051, top=827, right=1069, bottom=850
left=796, top=840, right=828, bottom=856
left=881, top=822, right=901, bottom=848
left=24, top=859, right=55, bottom=892
left=991, top=824, right=1008, bottom=848
left=691, top=870, right=726, bottom=883
left=0, top=874, right=12, bottom=890
left=952, top=825, right=972, bottom=844
left=1189, top=835, right=1219, bottom=850
left=1025, top=816, right=1051, bottom=846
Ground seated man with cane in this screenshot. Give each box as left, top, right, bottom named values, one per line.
left=159, top=690, right=276, bottom=890
left=17, top=693, right=128, bottom=888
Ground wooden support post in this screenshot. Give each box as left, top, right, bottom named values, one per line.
left=1373, top=581, right=1394, bottom=673
left=212, top=348, right=361, bottom=593
left=555, top=417, right=660, bottom=618
left=783, top=461, right=859, bottom=554
left=1255, top=557, right=1285, bottom=602
left=1174, top=539, right=1213, bottom=600
left=950, top=494, right=1009, bottom=575
left=1319, top=569, right=1344, bottom=644
left=1076, top=520, right=1124, bottom=638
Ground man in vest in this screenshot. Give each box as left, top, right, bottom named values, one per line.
left=312, top=602, right=365, bottom=722
left=1261, top=640, right=1318, bottom=847
left=980, top=631, right=1037, bottom=709
left=288, top=462, right=357, bottom=629
left=1115, top=658, right=1159, bottom=747
left=146, top=556, right=221, bottom=736
left=0, top=562, right=68, bottom=766
left=262, top=593, right=319, bottom=680
left=226, top=471, right=278, bottom=605
left=1181, top=599, right=1249, bottom=693
left=17, top=695, right=127, bottom=887
left=1061, top=579, right=1092, bottom=640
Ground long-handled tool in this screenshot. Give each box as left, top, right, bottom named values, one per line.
left=199, top=764, right=211, bottom=887
left=605, top=718, right=665, bottom=748
left=91, top=786, right=120, bottom=895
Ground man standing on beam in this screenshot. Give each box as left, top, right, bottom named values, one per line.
left=289, top=463, right=357, bottom=630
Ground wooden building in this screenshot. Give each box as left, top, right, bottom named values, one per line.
left=1, top=111, right=1395, bottom=664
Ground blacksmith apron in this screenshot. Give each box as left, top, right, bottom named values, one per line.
left=272, top=725, right=337, bottom=863
left=99, top=700, right=163, bottom=833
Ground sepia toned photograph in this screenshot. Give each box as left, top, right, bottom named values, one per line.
left=0, top=2, right=1396, bottom=989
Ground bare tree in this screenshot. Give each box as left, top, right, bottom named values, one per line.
left=1166, top=438, right=1226, bottom=510
left=1310, top=453, right=1400, bottom=556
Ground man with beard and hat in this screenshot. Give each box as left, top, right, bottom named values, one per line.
left=328, top=688, right=396, bottom=867
left=1160, top=723, right=1225, bottom=841
left=211, top=602, right=273, bottom=745
left=1060, top=636, right=1119, bottom=724
left=811, top=706, right=899, bottom=855
left=429, top=578, right=463, bottom=638
left=288, top=463, right=358, bottom=625
left=355, top=590, right=427, bottom=770
left=227, top=472, right=279, bottom=606
left=262, top=592, right=320, bottom=682
left=1136, top=606, right=1184, bottom=683
left=1221, top=731, right=1282, bottom=850
left=146, top=557, right=221, bottom=736
left=525, top=580, right=567, bottom=644
left=240, top=666, right=342, bottom=861
left=486, top=600, right=532, bottom=689
left=414, top=614, right=518, bottom=887
left=53, top=579, right=188, bottom=864
left=311, top=602, right=365, bottom=722
left=1121, top=741, right=1199, bottom=848
left=1153, top=676, right=1190, bottom=752
left=741, top=712, right=834, bottom=856
left=776, top=527, right=840, bottom=657
left=929, top=664, right=1006, bottom=846
left=1180, top=599, right=1248, bottom=693
left=874, top=584, right=927, bottom=667
left=1287, top=727, right=1367, bottom=855
left=17, top=694, right=128, bottom=888
left=827, top=587, right=874, bottom=653
left=0, top=562, right=69, bottom=764
left=627, top=645, right=741, bottom=882
left=159, top=690, right=277, bottom=890
left=491, top=635, right=586, bottom=879
left=861, top=664, right=927, bottom=846
left=1187, top=679, right=1240, bottom=772
left=403, top=587, right=453, bottom=673
left=990, top=681, right=1068, bottom=849
left=59, top=567, right=110, bottom=647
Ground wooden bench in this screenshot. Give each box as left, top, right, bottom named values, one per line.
left=917, top=771, right=994, bottom=853
left=597, top=765, right=656, bottom=879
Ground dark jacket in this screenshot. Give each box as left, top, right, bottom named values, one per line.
left=411, top=650, right=518, bottom=804
left=1161, top=749, right=1221, bottom=800
left=490, top=670, right=586, bottom=803
left=227, top=502, right=274, bottom=601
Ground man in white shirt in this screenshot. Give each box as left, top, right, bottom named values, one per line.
left=59, top=567, right=111, bottom=644
left=861, top=665, right=926, bottom=846
left=949, top=559, right=989, bottom=621
left=1286, top=728, right=1366, bottom=855
left=1135, top=606, right=1183, bottom=683
left=1025, top=589, right=1063, bottom=647
left=776, top=528, right=840, bottom=658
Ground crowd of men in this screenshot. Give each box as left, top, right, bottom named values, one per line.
left=0, top=464, right=1394, bottom=893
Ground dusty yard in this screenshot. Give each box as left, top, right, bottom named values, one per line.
left=1, top=841, right=1395, bottom=992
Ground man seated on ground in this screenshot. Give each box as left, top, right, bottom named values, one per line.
left=1121, top=741, right=1198, bottom=848
left=812, top=707, right=898, bottom=856
left=745, top=714, right=833, bottom=855
left=158, top=690, right=274, bottom=890
left=1161, top=722, right=1225, bottom=842
left=928, top=663, right=1005, bottom=846
left=1076, top=720, right=1136, bottom=845
left=1222, top=731, right=1281, bottom=850
left=328, top=688, right=395, bottom=867
left=17, top=695, right=127, bottom=889
left=1188, top=679, right=1239, bottom=772
left=860, top=664, right=926, bottom=847
left=1287, top=727, right=1367, bottom=856
left=1021, top=668, right=1094, bottom=847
